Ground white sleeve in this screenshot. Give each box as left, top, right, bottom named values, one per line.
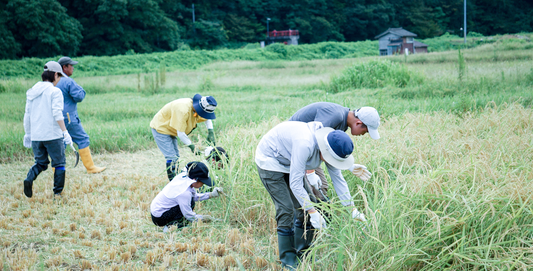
left=24, top=99, right=31, bottom=136
left=177, top=131, right=192, bottom=145
left=204, top=119, right=213, bottom=129
left=51, top=88, right=64, bottom=121
left=289, top=143, right=314, bottom=211
left=326, top=163, right=354, bottom=206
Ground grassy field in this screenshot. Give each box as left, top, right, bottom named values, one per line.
left=1, top=41, right=533, bottom=270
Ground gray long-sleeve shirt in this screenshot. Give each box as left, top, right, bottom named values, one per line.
left=289, top=102, right=350, bottom=131
left=255, top=121, right=353, bottom=210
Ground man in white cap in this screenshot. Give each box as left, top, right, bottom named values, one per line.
left=150, top=94, right=217, bottom=181
left=289, top=102, right=380, bottom=201
left=255, top=121, right=371, bottom=269
left=23, top=61, right=72, bottom=198
left=57, top=56, right=106, bottom=174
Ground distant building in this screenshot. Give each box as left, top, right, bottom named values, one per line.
left=266, top=30, right=299, bottom=45
left=375, top=27, right=428, bottom=55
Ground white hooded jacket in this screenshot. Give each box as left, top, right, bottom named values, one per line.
left=24, top=81, right=64, bottom=141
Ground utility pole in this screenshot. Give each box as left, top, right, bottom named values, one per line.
left=192, top=4, right=196, bottom=35
left=464, top=0, right=467, bottom=44
left=266, top=18, right=271, bottom=44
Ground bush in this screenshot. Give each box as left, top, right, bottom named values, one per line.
left=328, top=59, right=424, bottom=93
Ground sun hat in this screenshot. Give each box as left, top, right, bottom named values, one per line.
left=192, top=94, right=217, bottom=119
left=185, top=161, right=212, bottom=186
left=57, top=56, right=78, bottom=66
left=44, top=61, right=67, bottom=77
left=315, top=128, right=354, bottom=170
left=355, top=107, right=380, bottom=140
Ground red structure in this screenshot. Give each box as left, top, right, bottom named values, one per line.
left=268, top=30, right=299, bottom=37
left=266, top=30, right=300, bottom=45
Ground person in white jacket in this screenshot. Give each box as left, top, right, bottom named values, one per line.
left=23, top=61, right=73, bottom=198
left=255, top=121, right=371, bottom=269
left=150, top=161, right=223, bottom=231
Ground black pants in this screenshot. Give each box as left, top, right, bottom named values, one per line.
left=151, top=199, right=195, bottom=227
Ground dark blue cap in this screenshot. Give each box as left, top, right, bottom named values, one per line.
left=327, top=131, right=354, bottom=159
left=192, top=94, right=217, bottom=119
left=186, top=161, right=212, bottom=186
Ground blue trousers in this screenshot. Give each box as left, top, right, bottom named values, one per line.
left=32, top=138, right=66, bottom=168
left=65, top=115, right=90, bottom=149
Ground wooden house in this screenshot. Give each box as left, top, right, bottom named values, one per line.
left=375, top=27, right=428, bottom=55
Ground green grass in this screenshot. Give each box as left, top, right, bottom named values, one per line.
left=1, top=38, right=532, bottom=270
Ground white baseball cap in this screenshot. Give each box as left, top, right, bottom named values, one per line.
left=44, top=61, right=67, bottom=77
left=355, top=107, right=380, bottom=140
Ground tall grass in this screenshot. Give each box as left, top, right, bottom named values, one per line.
left=1, top=103, right=531, bottom=269
left=327, top=59, right=424, bottom=93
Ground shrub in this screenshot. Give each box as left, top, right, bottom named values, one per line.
left=328, top=59, right=424, bottom=93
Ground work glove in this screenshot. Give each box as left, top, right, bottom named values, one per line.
left=306, top=171, right=322, bottom=191
left=348, top=164, right=372, bottom=181
left=308, top=210, right=327, bottom=229
left=23, top=134, right=32, bottom=148
left=209, top=187, right=224, bottom=198
left=187, top=144, right=202, bottom=155
left=62, top=130, right=72, bottom=145
left=206, top=129, right=216, bottom=145
left=196, top=214, right=214, bottom=222
left=352, top=208, right=367, bottom=222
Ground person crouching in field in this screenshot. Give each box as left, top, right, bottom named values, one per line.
left=150, top=162, right=223, bottom=231
left=150, top=94, right=218, bottom=182
left=255, top=121, right=371, bottom=269
left=23, top=61, right=73, bottom=198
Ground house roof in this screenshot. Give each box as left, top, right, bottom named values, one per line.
left=375, top=27, right=417, bottom=39
left=414, top=41, right=428, bottom=47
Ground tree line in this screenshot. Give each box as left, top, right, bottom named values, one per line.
left=1, top=0, right=532, bottom=59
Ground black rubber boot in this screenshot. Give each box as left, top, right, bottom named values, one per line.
left=23, top=164, right=46, bottom=198
left=166, top=161, right=178, bottom=182
left=278, top=228, right=298, bottom=270
left=294, top=220, right=315, bottom=258
left=53, top=168, right=66, bottom=195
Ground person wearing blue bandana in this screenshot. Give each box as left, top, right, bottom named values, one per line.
left=150, top=161, right=223, bottom=231
left=255, top=121, right=370, bottom=269
left=150, top=94, right=218, bottom=181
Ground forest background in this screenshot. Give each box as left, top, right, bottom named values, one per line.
left=1, top=0, right=532, bottom=59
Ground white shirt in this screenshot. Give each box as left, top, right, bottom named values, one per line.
left=24, top=81, right=64, bottom=141
left=255, top=121, right=354, bottom=210
left=150, top=173, right=210, bottom=221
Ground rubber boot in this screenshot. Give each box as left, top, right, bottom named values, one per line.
left=294, top=219, right=315, bottom=258
left=278, top=228, right=298, bottom=270
left=53, top=168, right=66, bottom=195
left=79, top=146, right=106, bottom=173
left=23, top=164, right=46, bottom=198
left=166, top=161, right=178, bottom=182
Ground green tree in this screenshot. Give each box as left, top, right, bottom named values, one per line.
left=0, top=7, right=20, bottom=59
left=224, top=14, right=262, bottom=42
left=59, top=0, right=179, bottom=56
left=4, top=0, right=82, bottom=58
left=190, top=19, right=228, bottom=49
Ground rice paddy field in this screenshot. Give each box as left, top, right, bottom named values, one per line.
left=0, top=40, right=532, bottom=270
